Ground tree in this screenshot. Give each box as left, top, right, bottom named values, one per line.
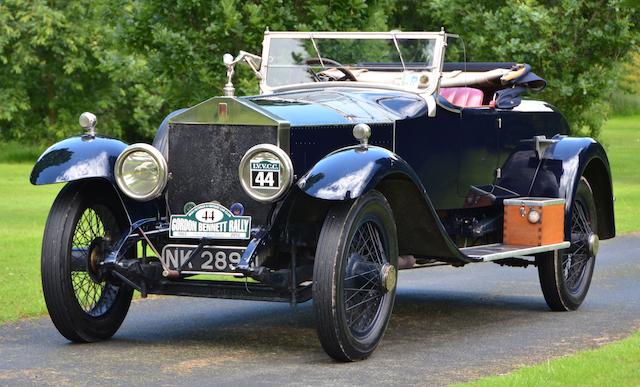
left=106, top=0, right=395, bottom=140
left=0, top=0, right=396, bottom=143
left=618, top=51, right=640, bottom=95
left=0, top=1, right=124, bottom=141
left=390, top=0, right=639, bottom=137
left=0, top=0, right=637, bottom=143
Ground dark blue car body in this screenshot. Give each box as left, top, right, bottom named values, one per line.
left=32, top=85, right=614, bottom=268
left=31, top=31, right=616, bottom=361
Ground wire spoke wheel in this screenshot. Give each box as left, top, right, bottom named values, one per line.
left=562, top=200, right=593, bottom=293
left=41, top=183, right=133, bottom=342
left=343, top=221, right=388, bottom=337
left=314, top=191, right=398, bottom=361
left=537, top=177, right=598, bottom=311
left=69, top=207, right=119, bottom=317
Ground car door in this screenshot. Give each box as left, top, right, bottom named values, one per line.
left=456, top=107, right=501, bottom=207
left=394, top=106, right=462, bottom=210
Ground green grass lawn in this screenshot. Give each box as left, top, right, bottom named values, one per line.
left=456, top=331, right=640, bottom=386
left=0, top=164, right=60, bottom=322
left=601, top=115, right=640, bottom=234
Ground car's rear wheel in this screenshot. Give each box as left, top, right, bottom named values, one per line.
left=41, top=182, right=133, bottom=342
left=536, top=177, right=599, bottom=311
left=313, top=191, right=398, bottom=361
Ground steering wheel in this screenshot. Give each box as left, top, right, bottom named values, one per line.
left=304, top=58, right=358, bottom=82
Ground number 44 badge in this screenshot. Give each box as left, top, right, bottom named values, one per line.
left=250, top=159, right=280, bottom=189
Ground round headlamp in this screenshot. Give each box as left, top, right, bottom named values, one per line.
left=239, top=144, right=293, bottom=203
left=115, top=143, right=168, bottom=201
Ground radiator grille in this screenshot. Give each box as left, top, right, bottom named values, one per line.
left=168, top=123, right=278, bottom=227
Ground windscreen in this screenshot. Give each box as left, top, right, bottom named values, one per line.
left=265, top=36, right=438, bottom=88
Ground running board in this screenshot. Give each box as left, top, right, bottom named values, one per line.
left=460, top=242, right=570, bottom=262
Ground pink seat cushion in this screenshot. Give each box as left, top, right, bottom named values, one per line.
left=440, top=87, right=484, bottom=108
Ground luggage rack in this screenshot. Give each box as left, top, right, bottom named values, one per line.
left=461, top=241, right=570, bottom=262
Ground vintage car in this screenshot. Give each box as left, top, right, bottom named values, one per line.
left=31, top=31, right=614, bottom=361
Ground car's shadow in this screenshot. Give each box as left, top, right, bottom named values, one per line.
left=104, top=287, right=550, bottom=355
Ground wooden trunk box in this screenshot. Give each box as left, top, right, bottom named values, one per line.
left=503, top=197, right=565, bottom=246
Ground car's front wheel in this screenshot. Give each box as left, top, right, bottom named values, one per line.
left=313, top=191, right=398, bottom=361
left=41, top=182, right=133, bottom=342
left=536, top=177, right=599, bottom=311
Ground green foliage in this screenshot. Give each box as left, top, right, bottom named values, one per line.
left=0, top=141, right=45, bottom=163
left=0, top=0, right=395, bottom=143
left=0, top=1, right=125, bottom=142
left=610, top=51, right=640, bottom=116
left=391, top=0, right=639, bottom=138
left=107, top=0, right=394, bottom=138
left=610, top=93, right=640, bottom=115
left=0, top=0, right=637, bottom=144
left=618, top=51, right=640, bottom=95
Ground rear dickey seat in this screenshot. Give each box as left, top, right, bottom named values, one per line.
left=439, top=87, right=484, bottom=108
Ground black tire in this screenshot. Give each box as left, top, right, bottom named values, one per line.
left=313, top=191, right=398, bottom=361
left=41, top=182, right=134, bottom=342
left=536, top=177, right=598, bottom=311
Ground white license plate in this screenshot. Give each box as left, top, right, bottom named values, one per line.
left=161, top=244, right=246, bottom=274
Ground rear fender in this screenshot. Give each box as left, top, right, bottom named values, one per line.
left=296, top=146, right=470, bottom=263
left=529, top=136, right=615, bottom=239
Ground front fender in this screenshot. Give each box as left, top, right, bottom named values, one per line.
left=296, top=146, right=472, bottom=264
left=297, top=145, right=423, bottom=200
left=530, top=136, right=615, bottom=239
left=30, top=136, right=127, bottom=185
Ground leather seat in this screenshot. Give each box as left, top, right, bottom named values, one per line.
left=439, top=87, right=484, bottom=108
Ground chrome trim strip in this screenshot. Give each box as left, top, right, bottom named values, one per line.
left=277, top=121, right=291, bottom=155
left=392, top=120, right=396, bottom=153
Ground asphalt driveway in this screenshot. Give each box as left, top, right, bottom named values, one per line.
left=1, top=234, right=639, bottom=386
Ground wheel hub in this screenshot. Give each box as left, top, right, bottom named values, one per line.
left=380, top=263, right=396, bottom=293
left=87, top=237, right=106, bottom=282
left=588, top=233, right=599, bottom=257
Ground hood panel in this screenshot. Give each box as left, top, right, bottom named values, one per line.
left=248, top=87, right=427, bottom=126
